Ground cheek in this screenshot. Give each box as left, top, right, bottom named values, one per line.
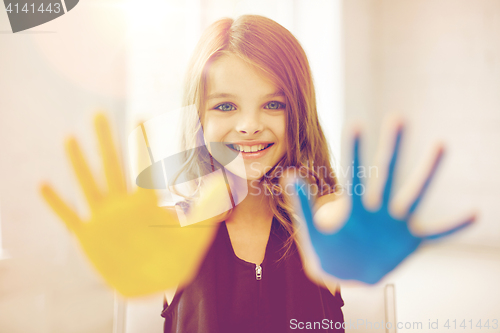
left=274, top=115, right=286, bottom=144
left=202, top=115, right=231, bottom=149
left=202, top=116, right=218, bottom=142
left=276, top=116, right=288, bottom=158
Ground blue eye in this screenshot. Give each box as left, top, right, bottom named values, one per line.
left=214, top=103, right=236, bottom=112
left=265, top=101, right=286, bottom=110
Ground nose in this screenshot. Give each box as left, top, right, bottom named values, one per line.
left=235, top=110, right=264, bottom=135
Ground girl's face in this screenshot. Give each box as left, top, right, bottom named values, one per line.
left=203, top=54, right=287, bottom=181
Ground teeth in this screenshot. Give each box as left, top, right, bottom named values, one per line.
left=231, top=144, right=270, bottom=152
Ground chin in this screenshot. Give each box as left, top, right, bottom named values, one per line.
left=231, top=170, right=264, bottom=182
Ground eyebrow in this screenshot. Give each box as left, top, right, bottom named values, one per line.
left=206, top=91, right=285, bottom=100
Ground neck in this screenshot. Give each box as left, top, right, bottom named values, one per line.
left=226, top=177, right=274, bottom=226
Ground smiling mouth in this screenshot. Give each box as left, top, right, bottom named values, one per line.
left=226, top=143, right=274, bottom=153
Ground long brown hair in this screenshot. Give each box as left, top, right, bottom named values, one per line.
left=171, top=15, right=338, bottom=255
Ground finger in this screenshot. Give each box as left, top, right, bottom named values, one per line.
left=66, top=137, right=103, bottom=209
left=40, top=182, right=82, bottom=232
left=381, top=124, right=404, bottom=208
left=94, top=113, right=127, bottom=194
left=131, top=120, right=159, bottom=203
left=351, top=133, right=363, bottom=208
left=128, top=121, right=154, bottom=191
left=294, top=179, right=324, bottom=242
left=421, top=214, right=476, bottom=241
left=404, top=146, right=444, bottom=220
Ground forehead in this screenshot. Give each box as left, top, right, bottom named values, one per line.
left=205, top=54, right=281, bottom=98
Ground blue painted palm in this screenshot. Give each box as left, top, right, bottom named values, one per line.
left=294, top=126, right=475, bottom=284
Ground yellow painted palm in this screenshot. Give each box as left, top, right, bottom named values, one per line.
left=40, top=113, right=231, bottom=297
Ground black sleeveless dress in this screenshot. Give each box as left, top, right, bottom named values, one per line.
left=161, top=217, right=345, bottom=333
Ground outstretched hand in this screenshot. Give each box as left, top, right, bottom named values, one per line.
left=291, top=122, right=476, bottom=285
left=40, top=113, right=231, bottom=297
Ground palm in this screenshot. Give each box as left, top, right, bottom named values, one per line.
left=40, top=113, right=227, bottom=297
left=74, top=191, right=218, bottom=297
left=294, top=125, right=475, bottom=284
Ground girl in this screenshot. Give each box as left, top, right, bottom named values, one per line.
left=41, top=14, right=346, bottom=332
left=161, top=14, right=345, bottom=333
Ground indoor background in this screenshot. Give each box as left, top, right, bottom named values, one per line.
left=0, top=0, right=499, bottom=332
